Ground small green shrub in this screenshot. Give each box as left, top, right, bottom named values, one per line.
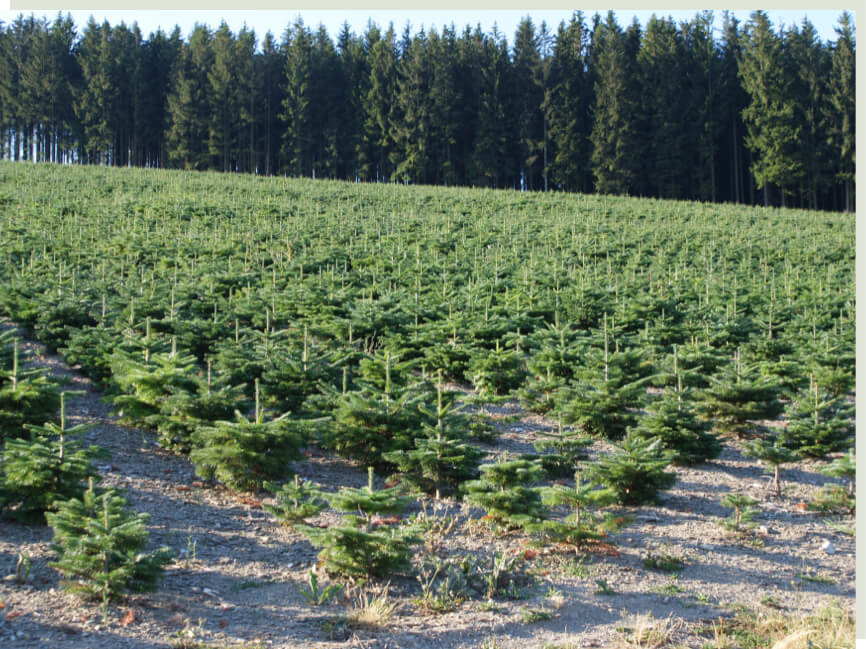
left=190, top=379, right=310, bottom=492
left=295, top=468, right=419, bottom=579
left=468, top=342, right=525, bottom=397
left=586, top=432, right=676, bottom=505
left=0, top=391, right=104, bottom=522
left=719, top=492, right=759, bottom=534
left=45, top=481, right=172, bottom=603
left=263, top=475, right=327, bottom=524
left=464, top=457, right=545, bottom=529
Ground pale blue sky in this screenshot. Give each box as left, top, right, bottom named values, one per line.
left=0, top=9, right=851, bottom=45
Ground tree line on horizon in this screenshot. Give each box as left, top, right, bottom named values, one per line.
left=0, top=10, right=855, bottom=212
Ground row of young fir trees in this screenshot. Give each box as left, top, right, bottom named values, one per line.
left=0, top=10, right=856, bottom=210
left=2, top=297, right=853, bottom=584
left=0, top=329, right=171, bottom=603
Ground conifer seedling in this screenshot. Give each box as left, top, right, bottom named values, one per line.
left=586, top=431, right=676, bottom=505
left=295, top=467, right=419, bottom=578
left=464, top=457, right=545, bottom=529
left=719, top=493, right=760, bottom=533
left=820, top=449, right=855, bottom=497
left=263, top=475, right=327, bottom=525
left=46, top=480, right=171, bottom=604
left=0, top=391, right=104, bottom=522
left=740, top=434, right=799, bottom=498
left=190, top=379, right=309, bottom=492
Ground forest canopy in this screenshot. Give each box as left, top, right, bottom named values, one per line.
left=0, top=10, right=855, bottom=211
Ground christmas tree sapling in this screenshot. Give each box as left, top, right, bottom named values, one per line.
left=295, top=467, right=420, bottom=579
left=263, top=475, right=327, bottom=525
left=383, top=375, right=482, bottom=499
left=526, top=471, right=623, bottom=547
left=0, top=339, right=60, bottom=441
left=190, top=379, right=310, bottom=492
left=45, top=480, right=172, bottom=603
left=780, top=376, right=854, bottom=458
left=630, top=373, right=720, bottom=465
left=586, top=431, right=676, bottom=505
left=464, top=457, right=546, bottom=529
left=0, top=391, right=105, bottom=522
left=740, top=434, right=799, bottom=498
left=719, top=492, right=760, bottom=534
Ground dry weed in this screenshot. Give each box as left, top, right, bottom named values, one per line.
left=616, top=613, right=683, bottom=649
left=705, top=603, right=853, bottom=649
left=346, top=582, right=397, bottom=628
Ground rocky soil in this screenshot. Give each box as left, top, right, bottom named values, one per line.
left=0, top=333, right=855, bottom=649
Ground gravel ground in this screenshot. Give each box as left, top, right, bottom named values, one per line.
left=0, top=334, right=855, bottom=649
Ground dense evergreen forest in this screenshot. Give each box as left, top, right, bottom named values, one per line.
left=0, top=10, right=855, bottom=211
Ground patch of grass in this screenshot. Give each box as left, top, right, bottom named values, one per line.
left=642, top=549, right=685, bottom=573
left=796, top=569, right=834, bottom=585
left=345, top=584, right=397, bottom=628
left=545, top=587, right=567, bottom=610
left=477, top=600, right=500, bottom=612
left=616, top=613, right=682, bottom=649
left=683, top=591, right=720, bottom=610
left=759, top=595, right=781, bottom=609
left=823, top=517, right=855, bottom=537
left=414, top=555, right=468, bottom=613
left=170, top=619, right=266, bottom=649
left=699, top=604, right=853, bottom=649
left=478, top=635, right=504, bottom=649
left=558, top=554, right=591, bottom=578
left=691, top=592, right=717, bottom=607
left=519, top=605, right=556, bottom=624
left=594, top=578, right=615, bottom=595
left=651, top=580, right=685, bottom=596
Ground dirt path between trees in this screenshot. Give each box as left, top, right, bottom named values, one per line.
left=0, top=332, right=855, bottom=649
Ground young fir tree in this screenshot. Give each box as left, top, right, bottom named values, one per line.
left=260, top=324, right=344, bottom=413
left=809, top=449, right=855, bottom=514
left=468, top=340, right=526, bottom=398
left=464, top=457, right=546, bottom=529
left=698, top=350, right=783, bottom=437
left=0, top=339, right=60, bottom=441
left=821, top=450, right=855, bottom=498
left=45, top=480, right=172, bottom=603
left=557, top=317, right=650, bottom=440
left=263, top=475, right=327, bottom=525
left=109, top=334, right=200, bottom=448
left=295, top=467, right=420, bottom=578
left=0, top=391, right=103, bottom=522
left=190, top=379, right=309, bottom=492
left=61, top=322, right=122, bottom=387
left=157, top=360, right=245, bottom=453
left=719, top=492, right=760, bottom=533
left=586, top=430, right=676, bottom=505
left=654, top=342, right=724, bottom=390
left=0, top=329, right=13, bottom=370
left=210, top=328, right=268, bottom=392
left=531, top=418, right=592, bottom=478
left=382, top=376, right=482, bottom=499
left=630, top=374, right=720, bottom=466
left=780, top=376, right=854, bottom=458
left=526, top=471, right=621, bottom=547
left=740, top=434, right=799, bottom=498
left=518, top=323, right=585, bottom=414
left=325, top=351, right=428, bottom=467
